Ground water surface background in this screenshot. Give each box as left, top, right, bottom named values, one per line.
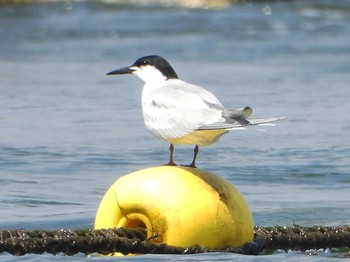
left=0, top=0, right=349, bottom=260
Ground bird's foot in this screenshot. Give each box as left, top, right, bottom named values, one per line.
left=180, top=163, right=197, bottom=169
left=163, top=161, right=177, bottom=167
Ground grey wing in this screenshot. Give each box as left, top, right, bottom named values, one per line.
left=144, top=80, right=225, bottom=140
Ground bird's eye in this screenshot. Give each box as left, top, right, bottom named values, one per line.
left=134, top=58, right=149, bottom=67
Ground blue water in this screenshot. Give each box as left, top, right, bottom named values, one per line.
left=1, top=0, right=349, bottom=260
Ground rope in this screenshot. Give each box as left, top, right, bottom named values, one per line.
left=0, top=225, right=349, bottom=256
left=255, top=224, right=350, bottom=252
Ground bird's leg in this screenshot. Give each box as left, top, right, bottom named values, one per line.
left=188, top=145, right=199, bottom=168
left=164, top=143, right=177, bottom=166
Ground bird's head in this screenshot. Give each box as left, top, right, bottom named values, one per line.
left=107, top=55, right=178, bottom=83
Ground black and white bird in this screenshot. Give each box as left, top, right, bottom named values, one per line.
left=107, top=55, right=285, bottom=168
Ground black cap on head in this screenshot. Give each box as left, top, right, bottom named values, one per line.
left=132, top=55, right=178, bottom=79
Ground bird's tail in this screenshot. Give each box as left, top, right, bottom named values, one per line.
left=224, top=116, right=287, bottom=130
left=198, top=116, right=287, bottom=130
left=245, top=116, right=287, bottom=127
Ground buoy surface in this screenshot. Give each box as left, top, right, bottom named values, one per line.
left=94, top=166, right=253, bottom=251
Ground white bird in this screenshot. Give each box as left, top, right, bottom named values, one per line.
left=107, top=55, right=285, bottom=168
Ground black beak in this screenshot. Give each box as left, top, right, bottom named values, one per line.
left=106, top=66, right=135, bottom=75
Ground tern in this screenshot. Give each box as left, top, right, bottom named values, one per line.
left=107, top=55, right=285, bottom=168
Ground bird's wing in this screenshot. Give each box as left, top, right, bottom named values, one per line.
left=223, top=107, right=253, bottom=121
left=144, top=80, right=225, bottom=140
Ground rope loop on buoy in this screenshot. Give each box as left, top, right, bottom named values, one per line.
left=0, top=225, right=349, bottom=257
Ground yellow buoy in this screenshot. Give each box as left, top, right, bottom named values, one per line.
left=94, top=166, right=253, bottom=253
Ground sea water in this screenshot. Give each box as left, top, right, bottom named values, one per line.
left=0, top=0, right=349, bottom=260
